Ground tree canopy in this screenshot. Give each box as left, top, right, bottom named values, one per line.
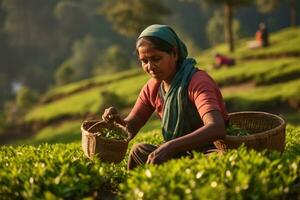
left=99, top=0, right=171, bottom=37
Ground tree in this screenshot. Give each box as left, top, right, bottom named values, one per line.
left=56, top=34, right=103, bottom=83
left=93, top=45, right=131, bottom=75
left=0, top=73, right=11, bottom=107
left=54, top=1, right=91, bottom=40
left=206, top=10, right=241, bottom=46
left=256, top=0, right=297, bottom=27
left=255, top=0, right=280, bottom=13
left=54, top=61, right=75, bottom=86
left=99, top=0, right=171, bottom=37
left=203, top=0, right=252, bottom=52
left=206, top=11, right=225, bottom=45
left=16, top=86, right=39, bottom=109
left=290, top=0, right=297, bottom=27
left=1, top=0, right=62, bottom=93
left=3, top=86, right=38, bottom=125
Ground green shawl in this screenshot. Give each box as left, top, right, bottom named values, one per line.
left=138, top=24, right=202, bottom=141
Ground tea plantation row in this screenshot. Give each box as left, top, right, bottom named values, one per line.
left=0, top=125, right=299, bottom=199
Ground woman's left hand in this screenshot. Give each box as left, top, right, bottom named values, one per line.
left=146, top=142, right=174, bottom=165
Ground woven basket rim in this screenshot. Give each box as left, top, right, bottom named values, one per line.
left=226, top=111, right=286, bottom=140
left=81, top=120, right=130, bottom=143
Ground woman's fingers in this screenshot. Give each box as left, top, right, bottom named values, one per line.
left=102, top=107, right=118, bottom=122
left=146, top=151, right=161, bottom=164
left=146, top=152, right=155, bottom=164
left=108, top=114, right=120, bottom=121
left=109, top=107, right=118, bottom=114
left=146, top=144, right=173, bottom=165
left=101, top=109, right=109, bottom=122
left=101, top=107, right=125, bottom=125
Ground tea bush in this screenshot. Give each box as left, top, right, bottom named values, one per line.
left=1, top=126, right=299, bottom=199
left=0, top=143, right=127, bottom=199
left=120, top=125, right=300, bottom=200
left=0, top=130, right=163, bottom=199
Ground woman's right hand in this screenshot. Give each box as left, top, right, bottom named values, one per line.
left=101, top=107, right=125, bottom=125
left=102, top=107, right=134, bottom=140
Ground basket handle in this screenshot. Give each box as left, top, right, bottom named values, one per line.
left=87, top=120, right=103, bottom=132
left=87, top=120, right=119, bottom=132
left=86, top=120, right=130, bottom=141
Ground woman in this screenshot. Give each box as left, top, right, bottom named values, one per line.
left=102, top=24, right=228, bottom=170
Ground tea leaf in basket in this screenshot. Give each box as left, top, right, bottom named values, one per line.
left=226, top=124, right=250, bottom=136
left=98, top=127, right=127, bottom=140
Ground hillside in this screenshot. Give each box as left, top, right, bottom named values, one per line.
left=3, top=27, right=296, bottom=145
left=0, top=27, right=299, bottom=199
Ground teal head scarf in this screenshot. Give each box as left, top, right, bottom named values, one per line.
left=138, top=24, right=188, bottom=61
left=138, top=24, right=202, bottom=141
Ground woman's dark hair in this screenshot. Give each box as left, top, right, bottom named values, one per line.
left=136, top=36, right=183, bottom=66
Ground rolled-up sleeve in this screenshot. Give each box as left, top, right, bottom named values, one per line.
left=188, top=71, right=228, bottom=121
left=128, top=80, right=156, bottom=128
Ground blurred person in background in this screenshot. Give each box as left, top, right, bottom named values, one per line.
left=213, top=52, right=236, bottom=69
left=248, top=22, right=269, bottom=49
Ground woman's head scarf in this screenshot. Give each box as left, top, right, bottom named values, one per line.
left=138, top=24, right=188, bottom=61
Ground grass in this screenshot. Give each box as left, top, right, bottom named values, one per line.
left=25, top=74, right=148, bottom=124
left=42, top=68, right=142, bottom=103
left=23, top=72, right=300, bottom=145
left=238, top=27, right=300, bottom=57
left=25, top=87, right=103, bottom=123
left=14, top=120, right=82, bottom=145
left=209, top=58, right=300, bottom=86
left=23, top=28, right=300, bottom=127
left=223, top=78, right=300, bottom=111
left=25, top=58, right=300, bottom=125
left=196, top=27, right=300, bottom=68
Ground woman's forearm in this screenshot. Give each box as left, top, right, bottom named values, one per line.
left=168, top=110, right=226, bottom=153
left=124, top=115, right=143, bottom=140
left=168, top=122, right=225, bottom=154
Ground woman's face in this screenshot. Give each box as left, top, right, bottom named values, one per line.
left=137, top=39, right=178, bottom=83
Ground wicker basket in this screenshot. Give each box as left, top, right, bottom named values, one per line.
left=214, top=111, right=286, bottom=152
left=81, top=120, right=129, bottom=163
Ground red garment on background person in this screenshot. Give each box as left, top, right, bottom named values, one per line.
left=128, top=70, right=229, bottom=128
left=215, top=55, right=235, bottom=66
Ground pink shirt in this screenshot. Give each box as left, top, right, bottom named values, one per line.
left=128, top=70, right=228, bottom=128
